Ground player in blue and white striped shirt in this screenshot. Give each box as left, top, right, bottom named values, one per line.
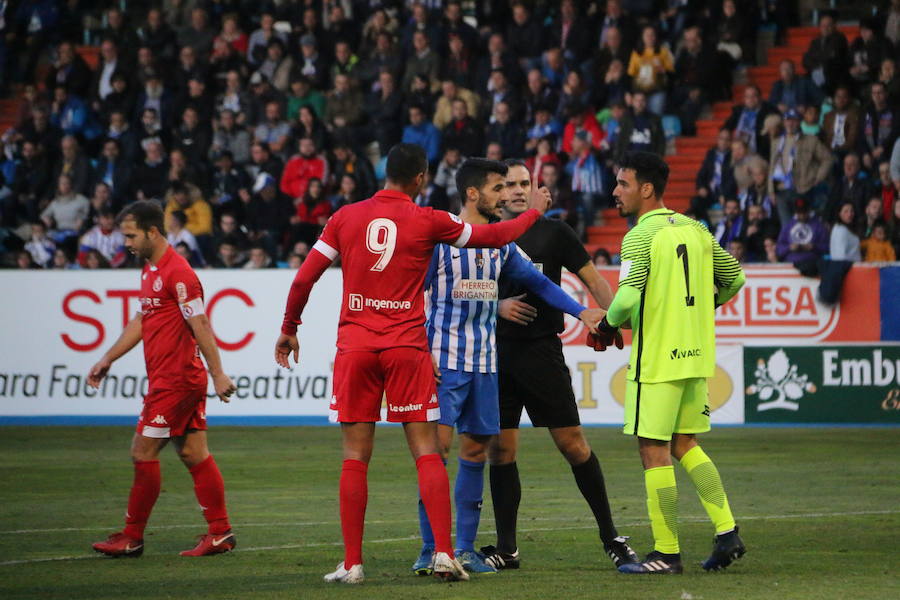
left=412, top=158, right=606, bottom=575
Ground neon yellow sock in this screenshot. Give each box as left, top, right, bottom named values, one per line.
left=680, top=445, right=736, bottom=535
left=644, top=466, right=679, bottom=554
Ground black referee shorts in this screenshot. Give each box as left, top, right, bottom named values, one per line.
left=497, top=334, right=580, bottom=429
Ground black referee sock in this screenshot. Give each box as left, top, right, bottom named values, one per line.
left=489, top=462, right=521, bottom=554
left=571, top=451, right=619, bottom=545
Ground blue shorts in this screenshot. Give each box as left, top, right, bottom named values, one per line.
left=436, top=368, right=499, bottom=435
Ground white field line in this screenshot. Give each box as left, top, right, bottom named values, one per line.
left=1, top=508, right=896, bottom=536
left=0, top=509, right=897, bottom=567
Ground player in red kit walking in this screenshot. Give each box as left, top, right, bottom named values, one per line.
left=274, top=144, right=555, bottom=584
left=88, top=201, right=238, bottom=558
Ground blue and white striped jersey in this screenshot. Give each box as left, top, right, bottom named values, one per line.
left=425, top=242, right=586, bottom=373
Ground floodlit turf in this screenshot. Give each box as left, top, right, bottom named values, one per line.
left=0, top=426, right=897, bottom=600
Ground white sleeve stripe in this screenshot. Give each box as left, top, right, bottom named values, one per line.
left=313, top=239, right=339, bottom=260
left=180, top=296, right=205, bottom=320
left=451, top=223, right=473, bottom=248
left=618, top=260, right=633, bottom=283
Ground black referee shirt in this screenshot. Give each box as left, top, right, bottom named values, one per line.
left=497, top=217, right=591, bottom=340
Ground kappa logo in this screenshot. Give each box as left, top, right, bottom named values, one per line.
left=670, top=348, right=702, bottom=360
left=150, top=414, right=168, bottom=425
left=746, top=349, right=817, bottom=412
left=152, top=276, right=163, bottom=292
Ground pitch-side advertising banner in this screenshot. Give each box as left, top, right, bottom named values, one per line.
left=587, top=264, right=881, bottom=346
left=0, top=264, right=883, bottom=422
left=743, top=345, right=900, bottom=423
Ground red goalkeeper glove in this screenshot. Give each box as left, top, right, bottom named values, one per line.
left=586, top=317, right=624, bottom=352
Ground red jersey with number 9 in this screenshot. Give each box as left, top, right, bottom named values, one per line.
left=139, top=246, right=208, bottom=390
left=313, top=189, right=473, bottom=352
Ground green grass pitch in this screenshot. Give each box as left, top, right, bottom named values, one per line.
left=0, top=426, right=897, bottom=600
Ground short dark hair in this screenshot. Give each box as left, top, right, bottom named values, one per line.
left=385, top=143, right=428, bottom=183
left=618, top=151, right=669, bottom=198
left=503, top=158, right=527, bottom=170
left=170, top=209, right=188, bottom=227
left=456, top=158, right=508, bottom=199
left=118, top=200, right=165, bottom=234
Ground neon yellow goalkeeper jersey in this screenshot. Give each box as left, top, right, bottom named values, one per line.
left=607, top=208, right=745, bottom=383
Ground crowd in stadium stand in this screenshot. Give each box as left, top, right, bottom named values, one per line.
left=0, top=0, right=898, bottom=271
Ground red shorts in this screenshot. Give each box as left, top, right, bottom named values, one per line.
left=331, top=347, right=439, bottom=423
left=136, top=387, right=207, bottom=438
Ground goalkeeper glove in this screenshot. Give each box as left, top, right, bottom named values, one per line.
left=586, top=317, right=624, bottom=351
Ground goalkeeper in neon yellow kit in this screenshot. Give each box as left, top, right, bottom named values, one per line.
left=593, top=152, right=746, bottom=574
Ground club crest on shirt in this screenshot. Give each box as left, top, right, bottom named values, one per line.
left=152, top=276, right=163, bottom=292
left=475, top=255, right=485, bottom=269
left=176, top=281, right=187, bottom=302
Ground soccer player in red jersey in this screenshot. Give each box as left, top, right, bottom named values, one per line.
left=274, top=144, right=553, bottom=584
left=88, top=201, right=238, bottom=558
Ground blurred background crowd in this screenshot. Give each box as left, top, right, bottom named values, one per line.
left=0, top=0, right=897, bottom=272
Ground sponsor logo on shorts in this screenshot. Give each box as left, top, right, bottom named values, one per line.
left=670, top=347, right=702, bottom=360
left=151, top=414, right=168, bottom=425
left=389, top=403, right=423, bottom=413
left=152, top=276, right=163, bottom=292
left=347, top=293, right=412, bottom=312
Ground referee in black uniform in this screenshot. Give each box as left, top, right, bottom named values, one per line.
left=480, top=160, right=638, bottom=571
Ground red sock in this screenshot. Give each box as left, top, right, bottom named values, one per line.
left=122, top=460, right=161, bottom=540
left=189, top=455, right=231, bottom=535
left=416, top=454, right=453, bottom=557
left=340, top=459, right=368, bottom=568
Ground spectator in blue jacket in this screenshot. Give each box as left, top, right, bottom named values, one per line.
left=402, top=105, right=441, bottom=165
left=769, top=60, right=821, bottom=115
left=50, top=86, right=101, bottom=142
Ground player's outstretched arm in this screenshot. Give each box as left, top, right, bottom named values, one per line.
left=87, top=312, right=143, bottom=388
left=187, top=313, right=236, bottom=403
left=277, top=245, right=335, bottom=368
left=505, top=248, right=589, bottom=318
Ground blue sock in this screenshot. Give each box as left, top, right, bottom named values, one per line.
left=454, top=458, right=485, bottom=552
left=418, top=498, right=434, bottom=551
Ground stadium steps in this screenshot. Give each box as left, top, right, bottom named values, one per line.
left=595, top=22, right=860, bottom=256
left=0, top=98, right=17, bottom=132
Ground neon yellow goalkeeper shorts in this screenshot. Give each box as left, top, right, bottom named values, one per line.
left=623, top=377, right=711, bottom=441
